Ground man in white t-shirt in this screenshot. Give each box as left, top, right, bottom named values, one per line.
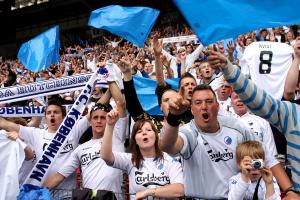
left=0, top=100, right=90, bottom=191
left=160, top=84, right=259, bottom=199
left=217, top=78, right=232, bottom=113
left=43, top=103, right=126, bottom=199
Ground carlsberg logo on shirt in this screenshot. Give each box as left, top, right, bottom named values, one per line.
left=135, top=171, right=170, bottom=187
left=208, top=148, right=234, bottom=162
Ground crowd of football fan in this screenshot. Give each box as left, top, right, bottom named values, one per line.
left=1, top=21, right=300, bottom=200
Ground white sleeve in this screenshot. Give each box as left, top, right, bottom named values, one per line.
left=187, top=43, right=204, bottom=64
left=179, top=130, right=198, bottom=160
left=166, top=156, right=183, bottom=184
left=57, top=147, right=80, bottom=178
left=112, top=152, right=133, bottom=173
left=239, top=51, right=251, bottom=77
left=228, top=173, right=250, bottom=200
left=113, top=117, right=128, bottom=144
left=162, top=49, right=175, bottom=62
left=262, top=120, right=279, bottom=168
left=19, top=126, right=38, bottom=146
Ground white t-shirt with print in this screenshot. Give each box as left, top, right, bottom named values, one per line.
left=240, top=42, right=294, bottom=99
left=19, top=117, right=90, bottom=189
left=58, top=117, right=127, bottom=195
left=177, top=116, right=257, bottom=199
left=58, top=138, right=123, bottom=195
left=228, top=172, right=281, bottom=200
left=113, top=152, right=183, bottom=200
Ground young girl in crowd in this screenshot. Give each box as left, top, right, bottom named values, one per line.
left=228, top=141, right=281, bottom=200
left=101, top=110, right=184, bottom=200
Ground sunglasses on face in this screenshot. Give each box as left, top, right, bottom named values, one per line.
left=91, top=103, right=111, bottom=113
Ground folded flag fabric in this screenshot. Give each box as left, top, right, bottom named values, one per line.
left=88, top=5, right=159, bottom=47
left=174, top=0, right=300, bottom=45
left=17, top=26, right=60, bottom=72
left=17, top=184, right=52, bottom=200
left=133, top=76, right=179, bottom=115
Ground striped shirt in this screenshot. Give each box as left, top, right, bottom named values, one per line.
left=223, top=61, right=300, bottom=189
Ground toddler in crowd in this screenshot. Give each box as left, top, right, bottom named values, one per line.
left=228, top=141, right=281, bottom=200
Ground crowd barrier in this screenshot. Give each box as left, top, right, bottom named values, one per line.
left=50, top=189, right=227, bottom=200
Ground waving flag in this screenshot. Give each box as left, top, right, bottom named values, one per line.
left=174, top=0, right=300, bottom=45
left=17, top=26, right=60, bottom=72
left=133, top=76, right=179, bottom=115
left=88, top=5, right=159, bottom=47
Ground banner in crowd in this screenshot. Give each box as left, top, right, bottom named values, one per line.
left=0, top=105, right=72, bottom=117
left=174, top=0, right=300, bottom=45
left=24, top=68, right=100, bottom=186
left=88, top=5, right=159, bottom=47
left=161, top=35, right=199, bottom=44
left=17, top=26, right=60, bottom=72
left=0, top=73, right=107, bottom=104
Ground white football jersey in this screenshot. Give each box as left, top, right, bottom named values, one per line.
left=240, top=42, right=294, bottom=99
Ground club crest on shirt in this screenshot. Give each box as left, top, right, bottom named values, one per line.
left=224, top=136, right=232, bottom=145
left=135, top=171, right=170, bottom=187
left=81, top=151, right=100, bottom=166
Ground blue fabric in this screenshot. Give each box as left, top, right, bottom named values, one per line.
left=17, top=26, right=60, bottom=73
left=17, top=184, right=53, bottom=200
left=133, top=76, right=179, bottom=115
left=173, top=0, right=300, bottom=45
left=88, top=5, right=159, bottom=47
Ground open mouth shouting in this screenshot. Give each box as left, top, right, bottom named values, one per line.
left=202, top=112, right=209, bottom=122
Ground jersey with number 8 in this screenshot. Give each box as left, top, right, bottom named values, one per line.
left=240, top=41, right=294, bottom=99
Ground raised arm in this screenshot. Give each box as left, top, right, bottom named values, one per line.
left=207, top=50, right=291, bottom=133
left=119, top=57, right=147, bottom=120
left=101, top=110, right=119, bottom=166
left=153, top=36, right=167, bottom=87
left=160, top=89, right=189, bottom=155
left=43, top=172, right=65, bottom=189
left=284, top=37, right=300, bottom=100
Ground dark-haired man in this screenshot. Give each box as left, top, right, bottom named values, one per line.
left=0, top=99, right=90, bottom=192
left=43, top=103, right=125, bottom=199
left=160, top=84, right=257, bottom=199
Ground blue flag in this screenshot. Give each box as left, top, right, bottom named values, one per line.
left=88, top=5, right=159, bottom=47
left=133, top=76, right=179, bottom=115
left=17, top=184, right=53, bottom=200
left=17, top=26, right=60, bottom=72
left=174, top=0, right=300, bottom=45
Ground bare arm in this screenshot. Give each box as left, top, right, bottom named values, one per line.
left=27, top=117, right=42, bottom=128
left=160, top=89, right=189, bottom=155
left=284, top=37, right=300, bottom=100
left=108, top=81, right=126, bottom=118
left=135, top=183, right=184, bottom=199
left=271, top=163, right=292, bottom=191
left=24, top=145, right=35, bottom=161
left=100, top=110, right=119, bottom=166
left=153, top=36, right=166, bottom=87
left=43, top=172, right=65, bottom=189
left=0, top=117, right=20, bottom=132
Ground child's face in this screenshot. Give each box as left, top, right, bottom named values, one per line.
left=248, top=168, right=262, bottom=182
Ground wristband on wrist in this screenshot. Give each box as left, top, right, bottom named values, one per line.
left=285, top=187, right=300, bottom=195
left=166, top=112, right=183, bottom=127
